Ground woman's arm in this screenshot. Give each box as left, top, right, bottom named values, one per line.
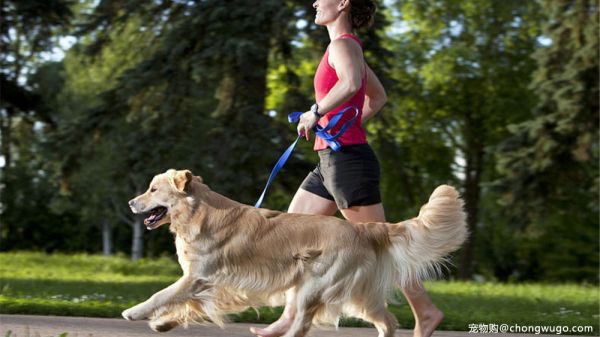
left=317, top=38, right=365, bottom=114
left=362, top=64, right=387, bottom=123
left=297, top=38, right=364, bottom=140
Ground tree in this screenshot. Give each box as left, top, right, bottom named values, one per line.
left=0, top=0, right=72, bottom=166
left=390, top=0, right=543, bottom=278
left=51, top=0, right=298, bottom=259
left=0, top=0, right=74, bottom=249
left=495, top=0, right=599, bottom=282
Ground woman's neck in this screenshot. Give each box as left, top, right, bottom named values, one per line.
left=326, top=12, right=353, bottom=41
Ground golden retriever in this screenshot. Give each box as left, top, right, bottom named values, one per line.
left=122, top=169, right=467, bottom=337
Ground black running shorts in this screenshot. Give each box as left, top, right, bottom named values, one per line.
left=299, top=143, right=381, bottom=209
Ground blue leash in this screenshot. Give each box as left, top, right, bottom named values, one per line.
left=255, top=106, right=358, bottom=208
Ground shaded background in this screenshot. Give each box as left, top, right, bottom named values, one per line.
left=0, top=0, right=598, bottom=284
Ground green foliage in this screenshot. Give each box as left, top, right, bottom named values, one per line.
left=496, top=0, right=599, bottom=214
left=0, top=0, right=596, bottom=283
left=494, top=0, right=599, bottom=282
left=0, top=0, right=77, bottom=251
left=386, top=0, right=544, bottom=277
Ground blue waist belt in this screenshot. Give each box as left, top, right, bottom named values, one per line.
left=254, top=106, right=359, bottom=208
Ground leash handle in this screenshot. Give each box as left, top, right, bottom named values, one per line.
left=255, top=106, right=358, bottom=208
left=288, top=106, right=359, bottom=151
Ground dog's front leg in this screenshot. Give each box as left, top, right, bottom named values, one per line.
left=122, top=276, right=195, bottom=321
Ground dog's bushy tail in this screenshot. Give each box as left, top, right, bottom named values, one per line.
left=387, top=185, right=468, bottom=287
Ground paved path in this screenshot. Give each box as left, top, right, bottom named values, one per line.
left=0, top=315, right=576, bottom=337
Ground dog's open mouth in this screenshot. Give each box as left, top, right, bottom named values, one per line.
left=144, top=206, right=168, bottom=229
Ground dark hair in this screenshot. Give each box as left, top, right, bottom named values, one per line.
left=350, top=0, right=376, bottom=29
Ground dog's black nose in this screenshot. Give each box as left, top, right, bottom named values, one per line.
left=128, top=199, right=135, bottom=207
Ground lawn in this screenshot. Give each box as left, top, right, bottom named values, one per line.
left=0, top=252, right=598, bottom=334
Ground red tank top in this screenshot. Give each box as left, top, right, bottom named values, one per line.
left=313, top=33, right=367, bottom=151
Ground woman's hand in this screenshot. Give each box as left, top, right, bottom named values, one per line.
left=297, top=110, right=320, bottom=140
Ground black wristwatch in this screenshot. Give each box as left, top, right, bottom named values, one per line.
left=310, top=103, right=321, bottom=119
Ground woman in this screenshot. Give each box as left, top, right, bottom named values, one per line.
left=251, top=1, right=444, bottom=337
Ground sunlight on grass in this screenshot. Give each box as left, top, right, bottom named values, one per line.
left=0, top=251, right=179, bottom=282
left=0, top=252, right=598, bottom=334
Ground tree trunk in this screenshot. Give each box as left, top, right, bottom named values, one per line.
left=458, top=143, right=484, bottom=279
left=0, top=107, right=13, bottom=249
left=0, top=108, right=12, bottom=169
left=101, top=220, right=112, bottom=256
left=131, top=217, right=143, bottom=261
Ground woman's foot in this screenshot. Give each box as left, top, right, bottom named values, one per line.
left=414, top=307, right=444, bottom=337
left=249, top=317, right=293, bottom=337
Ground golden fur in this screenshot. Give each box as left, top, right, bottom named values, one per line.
left=122, top=169, right=468, bottom=337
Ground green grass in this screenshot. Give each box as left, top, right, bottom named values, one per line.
left=1, top=252, right=598, bottom=335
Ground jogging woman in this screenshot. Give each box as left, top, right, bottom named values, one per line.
left=251, top=1, right=444, bottom=336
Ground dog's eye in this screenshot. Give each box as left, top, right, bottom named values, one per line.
left=150, top=187, right=157, bottom=193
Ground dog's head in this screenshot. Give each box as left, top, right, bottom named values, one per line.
left=128, top=169, right=201, bottom=230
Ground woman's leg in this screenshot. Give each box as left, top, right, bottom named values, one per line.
left=339, top=203, right=386, bottom=223
left=340, top=203, right=443, bottom=337
left=402, top=284, right=444, bottom=337
left=250, top=188, right=337, bottom=337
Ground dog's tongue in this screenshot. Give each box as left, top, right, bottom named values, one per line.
left=144, top=215, right=156, bottom=225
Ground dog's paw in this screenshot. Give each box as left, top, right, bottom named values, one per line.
left=122, top=305, right=150, bottom=321
left=150, top=319, right=180, bottom=332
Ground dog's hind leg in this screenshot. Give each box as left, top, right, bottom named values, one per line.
left=346, top=296, right=398, bottom=337
left=363, top=306, right=398, bottom=337
left=282, top=301, right=323, bottom=337
left=281, top=286, right=324, bottom=337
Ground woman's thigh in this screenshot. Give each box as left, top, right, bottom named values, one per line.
left=340, top=203, right=386, bottom=223
left=288, top=188, right=338, bottom=216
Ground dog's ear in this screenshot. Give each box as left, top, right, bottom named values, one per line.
left=173, top=170, right=193, bottom=193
